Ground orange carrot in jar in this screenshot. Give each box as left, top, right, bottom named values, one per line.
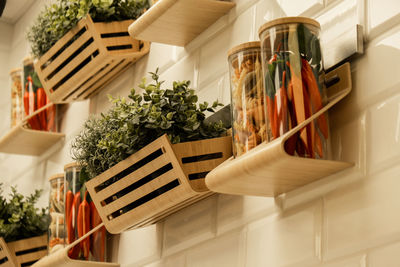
left=65, top=190, right=74, bottom=231
left=78, top=191, right=91, bottom=260
left=301, top=58, right=328, bottom=139
left=90, top=201, right=106, bottom=261
left=286, top=61, right=308, bottom=150
left=302, top=82, right=314, bottom=158
left=46, top=95, right=56, bottom=132
left=36, top=88, right=47, bottom=130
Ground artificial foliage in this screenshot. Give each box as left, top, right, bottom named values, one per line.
left=27, top=0, right=150, bottom=58
left=0, top=184, right=49, bottom=242
left=71, top=69, right=227, bottom=179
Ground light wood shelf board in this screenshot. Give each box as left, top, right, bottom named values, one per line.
left=206, top=63, right=354, bottom=197
left=128, top=0, right=236, bottom=46
left=0, top=124, right=65, bottom=156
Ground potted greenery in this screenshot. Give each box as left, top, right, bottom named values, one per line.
left=27, top=0, right=151, bottom=103
left=0, top=184, right=50, bottom=266
left=71, top=69, right=232, bottom=233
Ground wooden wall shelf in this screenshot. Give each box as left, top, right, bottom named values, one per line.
left=0, top=125, right=65, bottom=156
left=206, top=63, right=354, bottom=197
left=33, top=224, right=120, bottom=267
left=128, top=0, right=236, bottom=46
left=0, top=104, right=65, bottom=156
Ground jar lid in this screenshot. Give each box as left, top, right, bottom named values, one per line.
left=9, top=68, right=22, bottom=75
left=258, top=17, right=320, bottom=37
left=227, top=41, right=261, bottom=57
left=23, top=56, right=33, bottom=65
left=48, top=173, right=64, bottom=181
left=64, top=162, right=82, bottom=171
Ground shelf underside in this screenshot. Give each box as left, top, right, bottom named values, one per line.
left=0, top=125, right=65, bottom=156
left=128, top=0, right=236, bottom=46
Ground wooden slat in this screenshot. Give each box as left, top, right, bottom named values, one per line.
left=101, top=36, right=139, bottom=49
left=61, top=58, right=116, bottom=102
left=82, top=61, right=134, bottom=100
left=7, top=235, right=47, bottom=253
left=76, top=59, right=133, bottom=100
left=41, top=29, right=93, bottom=78
left=105, top=180, right=194, bottom=233
left=49, top=52, right=108, bottom=103
left=103, top=168, right=177, bottom=214
left=95, top=20, right=134, bottom=34
left=36, top=18, right=90, bottom=69
left=95, top=153, right=171, bottom=201
left=0, top=238, right=17, bottom=267
left=128, top=0, right=236, bottom=46
left=16, top=250, right=47, bottom=266
left=46, top=41, right=99, bottom=90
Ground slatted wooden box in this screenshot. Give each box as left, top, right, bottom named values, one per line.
left=35, top=15, right=150, bottom=103
left=86, top=135, right=232, bottom=234
left=0, top=235, right=47, bottom=267
left=0, top=238, right=16, bottom=267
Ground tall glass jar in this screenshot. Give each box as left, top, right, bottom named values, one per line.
left=259, top=17, right=331, bottom=159
left=64, top=162, right=107, bottom=262
left=228, top=41, right=268, bottom=157
left=10, top=68, right=23, bottom=128
left=23, top=56, right=57, bottom=132
left=48, top=173, right=65, bottom=254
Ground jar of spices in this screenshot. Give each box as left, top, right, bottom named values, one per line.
left=48, top=173, right=65, bottom=254
left=259, top=17, right=331, bottom=159
left=64, top=162, right=107, bottom=262
left=228, top=41, right=269, bottom=157
left=10, top=68, right=23, bottom=127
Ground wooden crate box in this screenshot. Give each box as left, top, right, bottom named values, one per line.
left=86, top=135, right=232, bottom=234
left=0, top=238, right=16, bottom=267
left=3, top=235, right=47, bottom=267
left=35, top=15, right=150, bottom=103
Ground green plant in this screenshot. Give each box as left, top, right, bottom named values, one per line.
left=0, top=184, right=50, bottom=242
left=27, top=0, right=150, bottom=58
left=71, top=69, right=227, bottom=179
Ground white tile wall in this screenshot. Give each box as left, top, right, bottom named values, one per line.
left=324, top=165, right=400, bottom=261
left=246, top=201, right=322, bottom=267
left=369, top=241, right=400, bottom=267
left=1, top=0, right=400, bottom=266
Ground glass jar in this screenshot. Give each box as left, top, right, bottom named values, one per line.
left=10, top=68, right=23, bottom=127
left=23, top=56, right=57, bottom=132
left=48, top=173, right=65, bottom=254
left=259, top=17, right=331, bottom=159
left=228, top=41, right=268, bottom=157
left=64, top=162, right=107, bottom=262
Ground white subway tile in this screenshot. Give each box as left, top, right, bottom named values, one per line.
left=186, top=229, right=246, bottom=267
left=368, top=93, right=400, bottom=173
left=142, top=253, right=186, bottom=267
left=118, top=224, right=163, bottom=267
left=316, top=254, right=367, bottom=267
left=368, top=0, right=400, bottom=39
left=276, top=0, right=323, bottom=17
left=160, top=50, right=200, bottom=90
left=255, top=0, right=286, bottom=39
left=145, top=43, right=177, bottom=74
left=163, top=195, right=217, bottom=256
left=199, top=6, right=255, bottom=89
left=217, top=194, right=276, bottom=235
left=324, top=164, right=400, bottom=260
left=197, top=75, right=225, bottom=111
left=369, top=241, right=400, bottom=267
left=277, top=113, right=367, bottom=211
left=246, top=200, right=322, bottom=267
